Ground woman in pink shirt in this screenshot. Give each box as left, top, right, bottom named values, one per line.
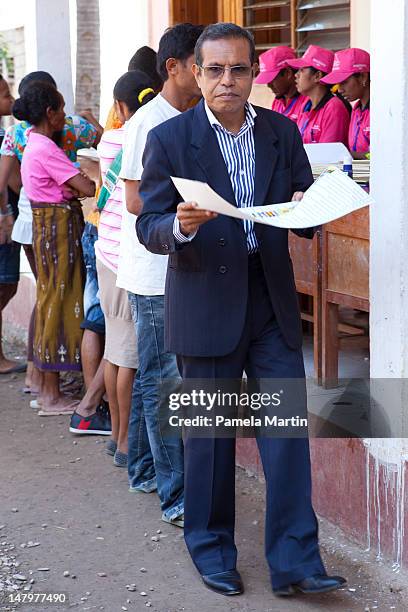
left=321, top=49, right=370, bottom=158
left=286, top=45, right=350, bottom=145
left=14, top=82, right=95, bottom=415
left=254, top=46, right=307, bottom=124
left=93, top=71, right=155, bottom=466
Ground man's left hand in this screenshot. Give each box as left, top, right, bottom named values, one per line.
left=292, top=191, right=304, bottom=202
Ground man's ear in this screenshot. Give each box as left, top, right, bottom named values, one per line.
left=165, top=57, right=178, bottom=77
left=192, top=64, right=202, bottom=90
left=252, top=62, right=259, bottom=78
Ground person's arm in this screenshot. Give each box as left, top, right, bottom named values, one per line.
left=0, top=155, right=16, bottom=214
left=78, top=110, right=104, bottom=146
left=136, top=130, right=216, bottom=253
left=124, top=179, right=143, bottom=215
left=45, top=147, right=96, bottom=198
left=136, top=129, right=188, bottom=254
left=0, top=156, right=19, bottom=244
left=65, top=172, right=96, bottom=198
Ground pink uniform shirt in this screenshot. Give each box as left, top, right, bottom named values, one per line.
left=272, top=94, right=308, bottom=124
left=21, top=132, right=79, bottom=203
left=349, top=101, right=370, bottom=153
left=297, top=94, right=350, bottom=145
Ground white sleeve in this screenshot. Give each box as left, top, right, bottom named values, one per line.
left=120, top=117, right=151, bottom=181
left=173, top=216, right=197, bottom=243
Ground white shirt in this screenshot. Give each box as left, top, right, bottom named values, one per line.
left=116, top=94, right=180, bottom=296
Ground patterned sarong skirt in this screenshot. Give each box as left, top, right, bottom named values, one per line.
left=31, top=201, right=85, bottom=371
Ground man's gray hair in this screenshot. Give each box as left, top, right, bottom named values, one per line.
left=195, top=22, right=256, bottom=66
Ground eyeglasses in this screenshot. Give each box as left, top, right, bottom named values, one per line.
left=198, top=64, right=253, bottom=80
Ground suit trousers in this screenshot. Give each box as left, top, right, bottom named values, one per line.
left=177, top=254, right=326, bottom=589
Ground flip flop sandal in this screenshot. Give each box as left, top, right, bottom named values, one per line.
left=22, top=386, right=40, bottom=395
left=0, top=363, right=27, bottom=375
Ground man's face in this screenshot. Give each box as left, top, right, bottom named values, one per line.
left=269, top=68, right=296, bottom=98
left=174, top=54, right=202, bottom=99
left=0, top=79, right=14, bottom=117
left=193, top=38, right=255, bottom=115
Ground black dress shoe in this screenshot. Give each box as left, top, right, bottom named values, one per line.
left=201, top=569, right=244, bottom=596
left=274, top=574, right=347, bottom=596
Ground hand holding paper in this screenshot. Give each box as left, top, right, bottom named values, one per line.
left=171, top=167, right=373, bottom=230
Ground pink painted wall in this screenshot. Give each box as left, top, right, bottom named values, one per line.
left=148, top=0, right=170, bottom=50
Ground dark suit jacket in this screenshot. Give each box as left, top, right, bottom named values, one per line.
left=136, top=99, right=314, bottom=357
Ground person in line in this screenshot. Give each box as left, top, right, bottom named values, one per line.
left=73, top=46, right=164, bottom=435
left=117, top=22, right=203, bottom=526
left=0, top=71, right=103, bottom=399
left=136, top=23, right=346, bottom=597
left=71, top=71, right=156, bottom=466
left=321, top=48, right=370, bottom=158
left=254, top=46, right=307, bottom=124
left=0, top=74, right=23, bottom=375
left=286, top=45, right=350, bottom=145
left=128, top=46, right=163, bottom=91
left=15, top=82, right=95, bottom=414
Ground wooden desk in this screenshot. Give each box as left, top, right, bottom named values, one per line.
left=289, top=231, right=322, bottom=383
left=322, top=208, right=370, bottom=388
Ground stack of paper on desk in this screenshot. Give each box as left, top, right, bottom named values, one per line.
left=171, top=167, right=373, bottom=230
left=311, top=160, right=370, bottom=183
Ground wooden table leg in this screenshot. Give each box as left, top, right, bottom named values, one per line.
left=323, top=301, right=339, bottom=388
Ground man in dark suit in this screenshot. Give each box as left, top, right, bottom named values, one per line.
left=136, top=23, right=346, bottom=598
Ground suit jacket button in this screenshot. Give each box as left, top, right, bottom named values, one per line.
left=162, top=243, right=169, bottom=250
left=219, top=238, right=226, bottom=246
left=219, top=265, right=227, bottom=274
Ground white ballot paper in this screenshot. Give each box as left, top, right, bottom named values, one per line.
left=171, top=167, right=373, bottom=229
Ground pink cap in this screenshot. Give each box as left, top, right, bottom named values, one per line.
left=255, top=46, right=297, bottom=85
left=320, top=48, right=370, bottom=85
left=286, top=45, right=334, bottom=74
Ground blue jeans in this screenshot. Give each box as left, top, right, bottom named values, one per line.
left=128, top=293, right=184, bottom=520
left=80, top=223, right=105, bottom=335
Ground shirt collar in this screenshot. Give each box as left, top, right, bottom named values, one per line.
left=355, top=99, right=370, bottom=112
left=303, top=91, right=333, bottom=113
left=204, top=101, right=257, bottom=135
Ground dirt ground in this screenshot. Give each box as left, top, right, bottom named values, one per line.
left=0, top=339, right=406, bottom=612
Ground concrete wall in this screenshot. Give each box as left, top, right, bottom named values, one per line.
left=351, top=0, right=371, bottom=50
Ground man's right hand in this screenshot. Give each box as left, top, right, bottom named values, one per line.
left=177, top=201, right=217, bottom=236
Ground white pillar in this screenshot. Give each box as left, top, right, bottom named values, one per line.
left=24, top=0, right=74, bottom=113
left=369, top=1, right=408, bottom=443
left=370, top=0, right=408, bottom=379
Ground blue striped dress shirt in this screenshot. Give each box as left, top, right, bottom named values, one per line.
left=174, top=102, right=258, bottom=253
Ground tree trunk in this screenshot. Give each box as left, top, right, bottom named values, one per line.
left=75, top=0, right=100, bottom=117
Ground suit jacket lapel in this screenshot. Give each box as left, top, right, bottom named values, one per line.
left=191, top=100, right=237, bottom=206
left=253, top=110, right=279, bottom=206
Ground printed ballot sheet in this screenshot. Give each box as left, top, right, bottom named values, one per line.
left=171, top=167, right=373, bottom=229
